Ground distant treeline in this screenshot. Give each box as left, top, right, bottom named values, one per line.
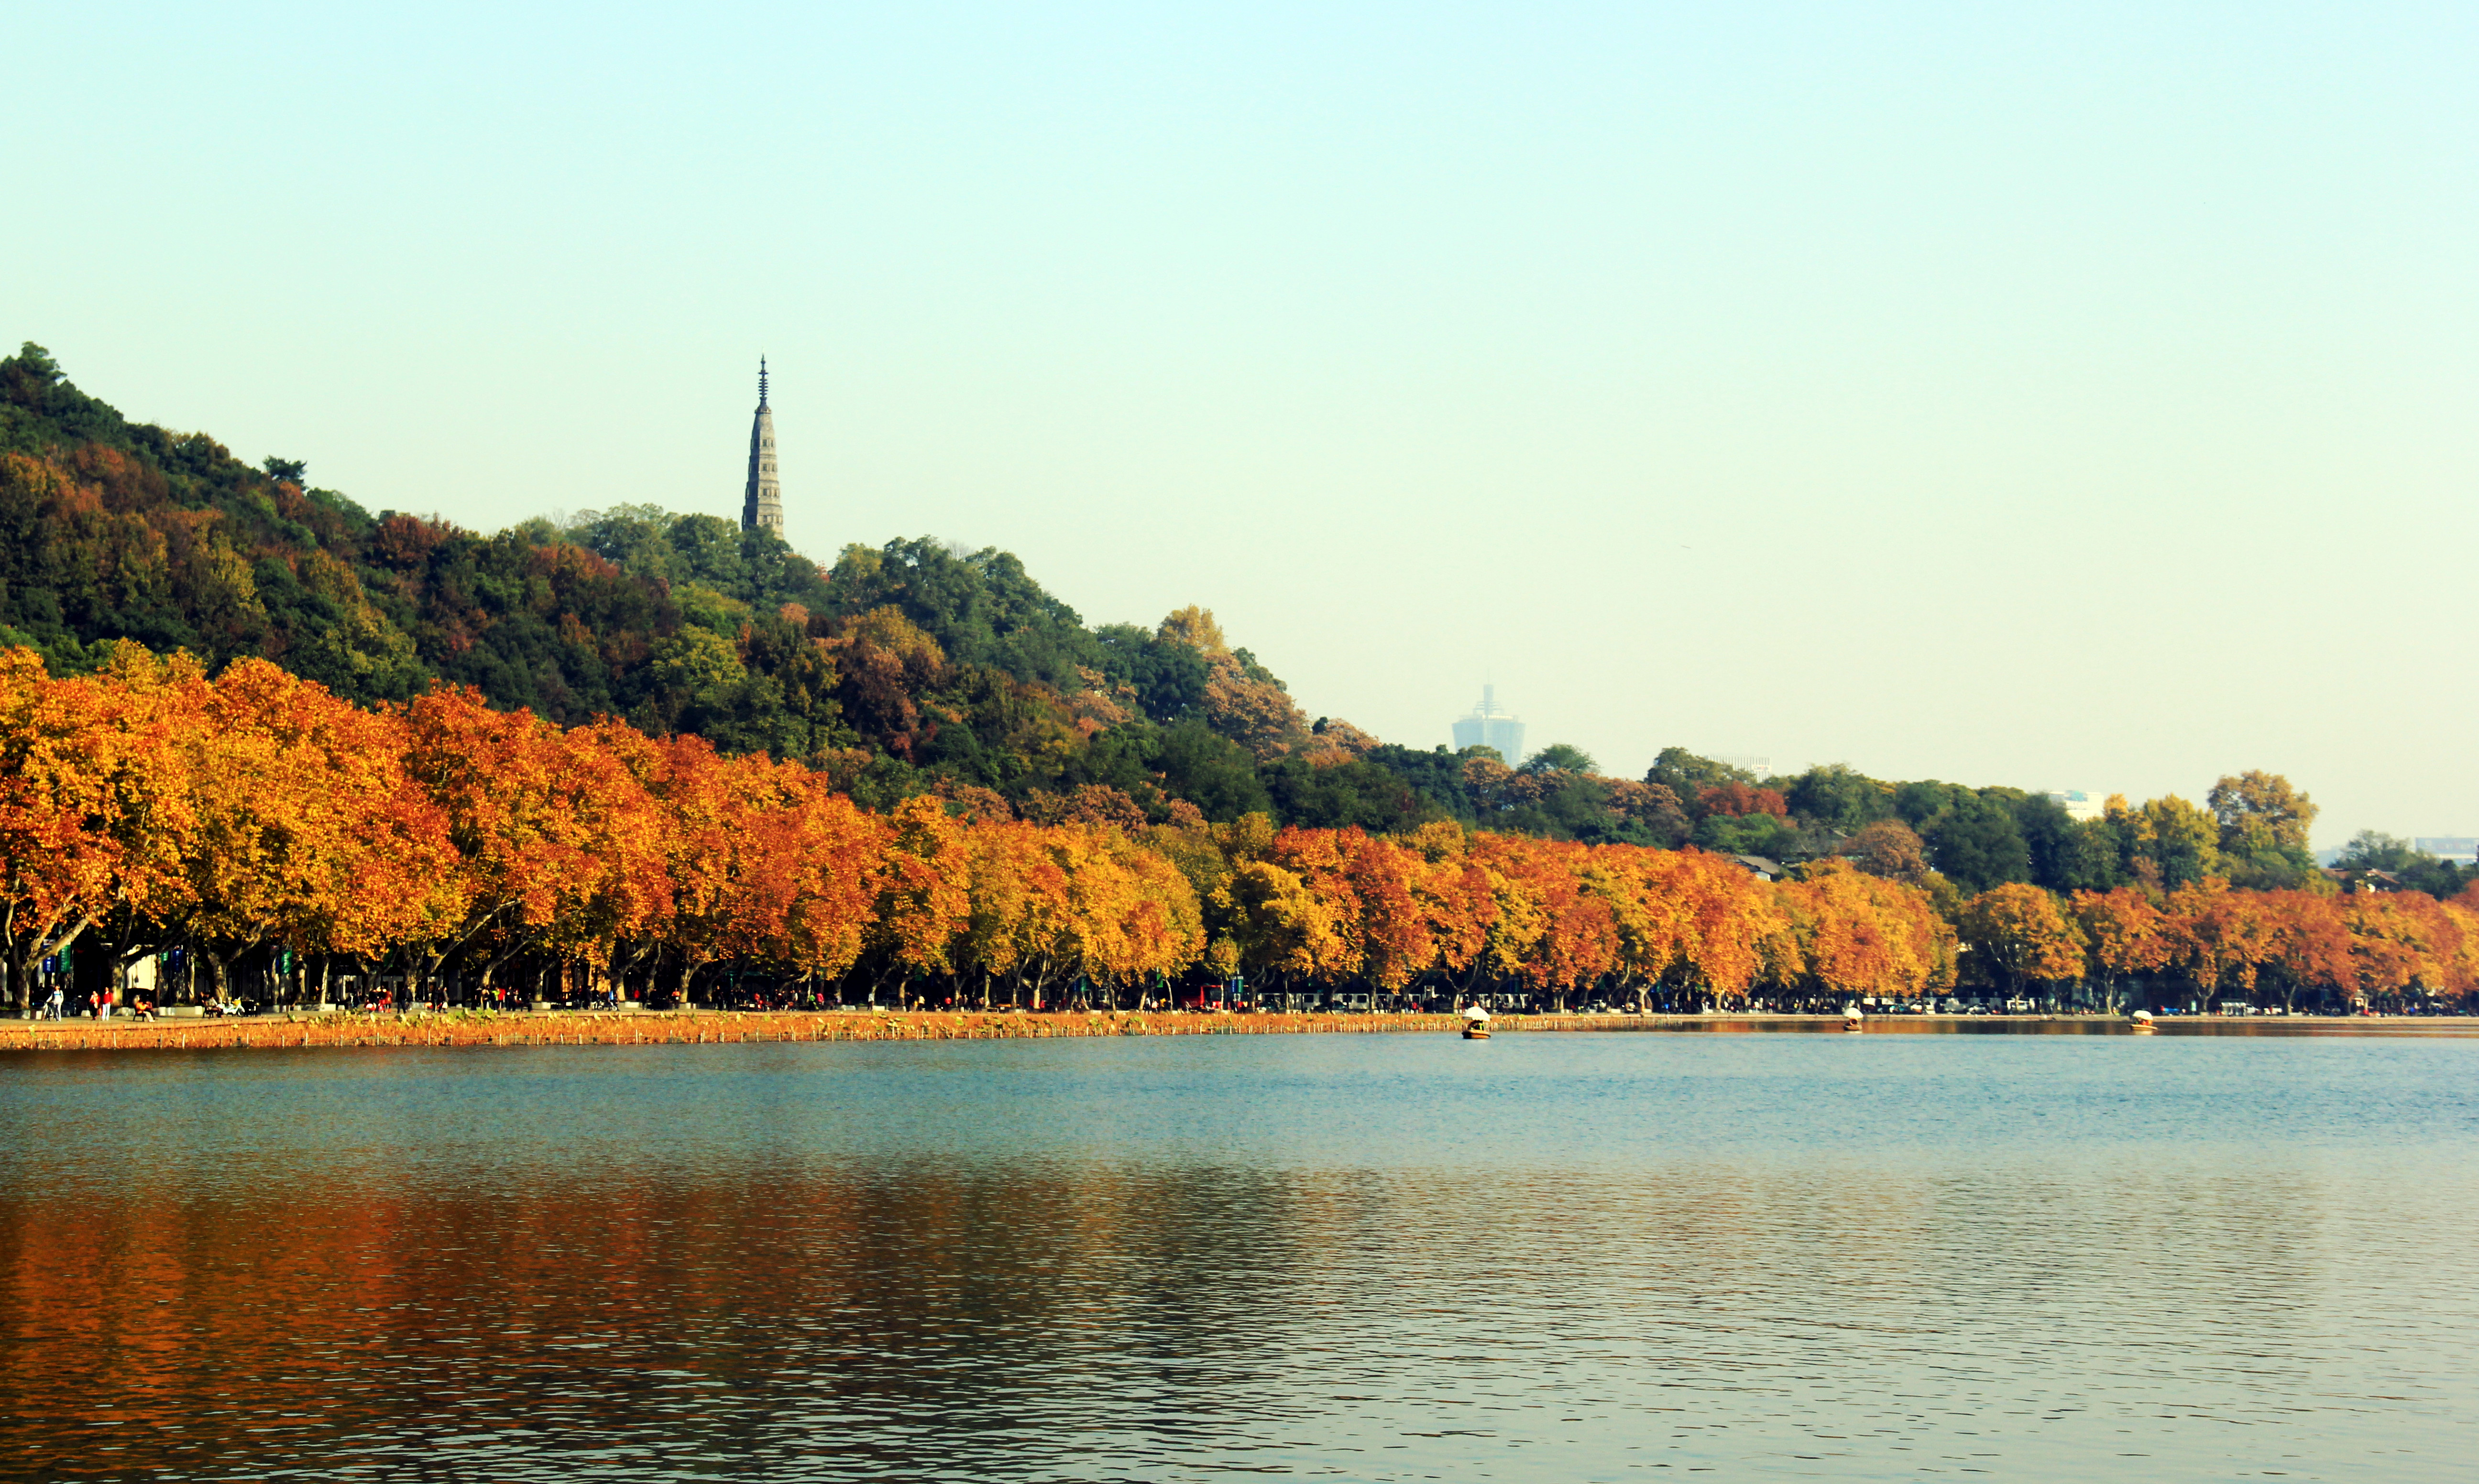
left=5, top=648, right=2475, bottom=1017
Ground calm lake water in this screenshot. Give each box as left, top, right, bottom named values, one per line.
left=2, top=1030, right=2474, bottom=1482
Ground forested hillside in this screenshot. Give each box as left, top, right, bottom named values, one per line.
left=2, top=342, right=2469, bottom=905
left=0, top=341, right=1640, bottom=840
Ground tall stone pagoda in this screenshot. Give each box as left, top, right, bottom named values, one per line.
left=742, top=358, right=782, bottom=535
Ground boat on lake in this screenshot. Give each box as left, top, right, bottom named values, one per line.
left=1461, top=1005, right=1492, bottom=1040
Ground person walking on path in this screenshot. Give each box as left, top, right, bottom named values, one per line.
left=44, top=985, right=64, bottom=1020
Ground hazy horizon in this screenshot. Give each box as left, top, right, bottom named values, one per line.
left=7, top=1, right=2472, bottom=848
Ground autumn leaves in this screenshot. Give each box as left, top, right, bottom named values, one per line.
left=2, top=643, right=1951, bottom=1009
left=5, top=642, right=2473, bottom=1014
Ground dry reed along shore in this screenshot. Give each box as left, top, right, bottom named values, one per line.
left=0, top=1008, right=1469, bottom=1053
left=7, top=1009, right=2453, bottom=1054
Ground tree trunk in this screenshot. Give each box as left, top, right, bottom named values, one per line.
left=7, top=912, right=94, bottom=1015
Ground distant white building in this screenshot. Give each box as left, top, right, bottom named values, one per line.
left=2416, top=837, right=2478, bottom=864
left=2046, top=790, right=2109, bottom=823
left=1451, top=686, right=1526, bottom=767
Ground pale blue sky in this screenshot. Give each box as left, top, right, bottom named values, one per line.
left=7, top=2, right=2474, bottom=845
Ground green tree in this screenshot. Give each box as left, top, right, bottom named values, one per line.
left=1264, top=756, right=1436, bottom=832
left=2124, top=795, right=2223, bottom=890
left=1500, top=770, right=1623, bottom=842
left=2336, top=830, right=2418, bottom=871
left=1924, top=792, right=2032, bottom=892
left=2010, top=792, right=2086, bottom=891
left=1360, top=744, right=1483, bottom=825
left=2208, top=771, right=2317, bottom=855
left=1524, top=742, right=1597, bottom=776
left=2329, top=830, right=2470, bottom=895
left=1092, top=623, right=1209, bottom=721
left=828, top=537, right=1100, bottom=691
left=2208, top=771, right=2319, bottom=888
left=2060, top=818, right=2126, bottom=891
left=1892, top=779, right=1971, bottom=827
left=1786, top=764, right=1890, bottom=832
left=641, top=627, right=749, bottom=735
left=1152, top=719, right=1272, bottom=822
left=1694, top=810, right=1798, bottom=858
left=1646, top=746, right=1753, bottom=797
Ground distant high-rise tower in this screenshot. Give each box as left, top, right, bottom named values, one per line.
left=1451, top=685, right=1526, bottom=767
left=742, top=358, right=782, bottom=535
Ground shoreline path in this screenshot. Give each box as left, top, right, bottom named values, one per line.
left=4, top=1009, right=2473, bottom=1053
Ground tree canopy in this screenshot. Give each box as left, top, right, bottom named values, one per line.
left=5, top=343, right=2454, bottom=922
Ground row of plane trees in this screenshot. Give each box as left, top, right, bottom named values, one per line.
left=5, top=644, right=2474, bottom=1015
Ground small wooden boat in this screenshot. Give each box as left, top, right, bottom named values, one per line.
left=2129, top=1009, right=2156, bottom=1034
left=1461, top=1024, right=1491, bottom=1039
left=1843, top=1006, right=1865, bottom=1032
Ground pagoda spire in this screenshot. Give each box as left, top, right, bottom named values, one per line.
left=742, top=358, right=782, bottom=535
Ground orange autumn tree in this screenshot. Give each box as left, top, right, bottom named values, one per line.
left=1775, top=861, right=1952, bottom=1004
left=1227, top=857, right=1355, bottom=996
left=1330, top=828, right=1441, bottom=993
left=947, top=816, right=1206, bottom=1009
left=1955, top=884, right=2085, bottom=999
left=47, top=647, right=216, bottom=991
left=2166, top=879, right=2280, bottom=1013
left=0, top=644, right=202, bottom=1009
left=401, top=687, right=672, bottom=999
left=752, top=772, right=888, bottom=982
left=650, top=734, right=771, bottom=987
left=2340, top=890, right=2470, bottom=1011
left=1518, top=840, right=1623, bottom=1008
left=651, top=736, right=882, bottom=997
left=541, top=720, right=680, bottom=985
left=1268, top=827, right=1440, bottom=995
left=2258, top=889, right=2353, bottom=1013
left=864, top=795, right=971, bottom=1005
left=2069, top=888, right=2174, bottom=1012
left=1460, top=834, right=1552, bottom=999
left=955, top=816, right=1080, bottom=1007
left=2446, top=895, right=2479, bottom=1001
left=1404, top=821, right=1497, bottom=999
left=1656, top=849, right=1791, bottom=1006
left=1580, top=847, right=1695, bottom=1008
left=167, top=659, right=464, bottom=1002
left=1050, top=823, right=1205, bottom=1003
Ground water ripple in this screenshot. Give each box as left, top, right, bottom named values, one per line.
left=2, top=1033, right=2474, bottom=1481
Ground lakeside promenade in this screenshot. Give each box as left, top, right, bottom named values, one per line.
left=4, top=1008, right=2473, bottom=1054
